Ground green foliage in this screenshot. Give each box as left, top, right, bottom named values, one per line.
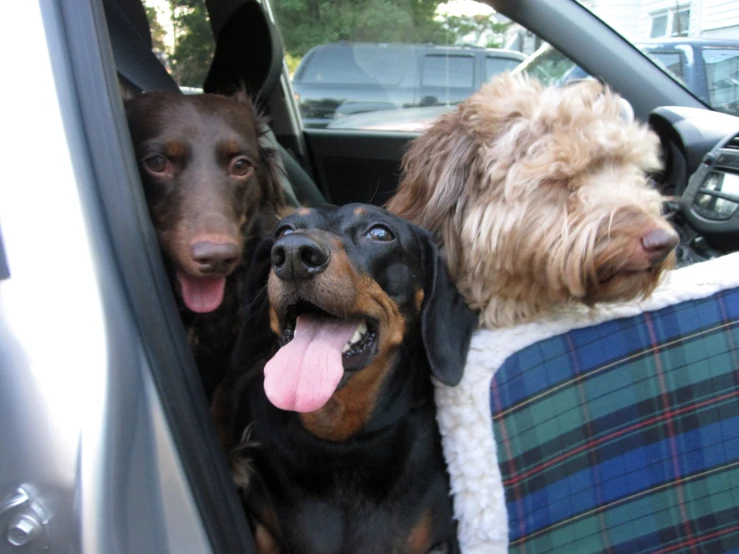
left=441, top=15, right=507, bottom=48
left=169, top=0, right=214, bottom=88
left=273, top=0, right=450, bottom=58
left=144, top=5, right=167, bottom=53
left=143, top=0, right=506, bottom=86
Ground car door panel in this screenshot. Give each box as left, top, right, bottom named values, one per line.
left=303, top=129, right=415, bottom=206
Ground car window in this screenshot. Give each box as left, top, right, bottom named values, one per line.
left=703, top=47, right=739, bottom=115
left=272, top=0, right=533, bottom=131
left=576, top=1, right=739, bottom=117
left=143, top=0, right=214, bottom=92
left=648, top=51, right=686, bottom=82
left=421, top=55, right=474, bottom=88
left=514, top=44, right=580, bottom=86
left=297, top=46, right=411, bottom=86
left=486, top=56, right=524, bottom=80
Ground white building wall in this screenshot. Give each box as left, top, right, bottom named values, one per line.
left=702, top=0, right=739, bottom=32
left=633, top=0, right=739, bottom=40
left=587, top=0, right=642, bottom=41
left=634, top=1, right=694, bottom=39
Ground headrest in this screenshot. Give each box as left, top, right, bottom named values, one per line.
left=203, top=1, right=284, bottom=104
left=103, top=0, right=179, bottom=92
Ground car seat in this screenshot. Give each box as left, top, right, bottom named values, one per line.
left=102, top=0, right=326, bottom=208
left=203, top=0, right=326, bottom=207
left=435, top=252, right=739, bottom=553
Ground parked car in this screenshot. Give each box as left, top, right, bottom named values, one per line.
left=291, top=42, right=525, bottom=128
left=515, top=38, right=739, bottom=117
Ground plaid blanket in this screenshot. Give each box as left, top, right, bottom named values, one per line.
left=493, top=287, right=739, bottom=553
left=434, top=252, right=739, bottom=553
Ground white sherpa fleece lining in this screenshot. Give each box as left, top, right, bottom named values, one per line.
left=434, top=252, right=739, bottom=554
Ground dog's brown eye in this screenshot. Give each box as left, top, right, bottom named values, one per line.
left=230, top=157, right=254, bottom=177
left=275, top=225, right=295, bottom=239
left=365, top=225, right=395, bottom=242
left=143, top=155, right=170, bottom=175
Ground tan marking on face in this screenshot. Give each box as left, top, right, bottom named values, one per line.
left=353, top=206, right=367, bottom=216
left=164, top=141, right=186, bottom=158
left=269, top=306, right=280, bottom=336
left=299, top=274, right=405, bottom=442
left=222, top=139, right=240, bottom=156
left=254, top=522, right=281, bottom=554
left=414, top=289, right=425, bottom=312
left=297, top=207, right=312, bottom=215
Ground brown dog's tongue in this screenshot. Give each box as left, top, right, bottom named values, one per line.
left=264, top=314, right=359, bottom=413
left=177, top=271, right=226, bottom=313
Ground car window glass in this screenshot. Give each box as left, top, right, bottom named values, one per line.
left=486, top=56, right=524, bottom=80
left=646, top=51, right=686, bottom=82
left=143, top=0, right=214, bottom=92
left=298, top=46, right=411, bottom=86
left=272, top=0, right=534, bottom=131
left=514, top=44, right=583, bottom=86
left=421, top=55, right=474, bottom=88
left=703, top=48, right=739, bottom=115
left=577, top=1, right=739, bottom=117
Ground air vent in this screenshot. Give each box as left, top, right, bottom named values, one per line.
left=725, top=134, right=739, bottom=151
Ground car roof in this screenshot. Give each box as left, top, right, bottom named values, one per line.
left=309, top=41, right=526, bottom=59
left=636, top=37, right=739, bottom=48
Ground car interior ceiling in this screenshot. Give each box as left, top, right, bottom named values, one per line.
left=102, top=0, right=326, bottom=208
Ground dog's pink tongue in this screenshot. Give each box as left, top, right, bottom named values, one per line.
left=177, top=271, right=226, bottom=313
left=264, top=314, right=358, bottom=413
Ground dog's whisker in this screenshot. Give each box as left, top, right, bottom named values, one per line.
left=240, top=285, right=268, bottom=315
left=366, top=178, right=382, bottom=205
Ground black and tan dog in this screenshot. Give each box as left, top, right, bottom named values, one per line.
left=213, top=203, right=477, bottom=553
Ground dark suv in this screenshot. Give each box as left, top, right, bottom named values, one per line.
left=515, top=38, right=739, bottom=117
left=292, top=42, right=526, bottom=128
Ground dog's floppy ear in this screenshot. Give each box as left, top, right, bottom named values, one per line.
left=419, top=230, right=478, bottom=386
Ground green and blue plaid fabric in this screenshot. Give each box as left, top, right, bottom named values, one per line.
left=491, top=287, right=739, bottom=553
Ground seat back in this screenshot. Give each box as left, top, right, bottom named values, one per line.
left=101, top=0, right=323, bottom=207
left=203, top=0, right=326, bottom=206
left=103, top=0, right=179, bottom=92
left=203, top=0, right=283, bottom=103
left=434, top=252, right=739, bottom=553
left=495, top=286, right=739, bottom=553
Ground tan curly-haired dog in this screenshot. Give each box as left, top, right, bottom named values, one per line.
left=387, top=73, right=679, bottom=327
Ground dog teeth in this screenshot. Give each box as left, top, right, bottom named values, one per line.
left=343, top=321, right=368, bottom=353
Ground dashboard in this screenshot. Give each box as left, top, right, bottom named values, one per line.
left=649, top=106, right=739, bottom=255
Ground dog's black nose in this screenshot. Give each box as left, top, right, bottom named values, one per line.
left=641, top=228, right=679, bottom=264
left=272, top=234, right=330, bottom=280
left=191, top=241, right=240, bottom=274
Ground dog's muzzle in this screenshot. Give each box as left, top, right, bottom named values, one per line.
left=271, top=234, right=330, bottom=281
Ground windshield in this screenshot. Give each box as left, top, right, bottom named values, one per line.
left=574, top=1, right=739, bottom=117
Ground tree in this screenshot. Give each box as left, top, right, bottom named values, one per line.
left=169, top=0, right=214, bottom=87
left=272, top=0, right=449, bottom=58
left=440, top=15, right=508, bottom=48
left=145, top=4, right=168, bottom=54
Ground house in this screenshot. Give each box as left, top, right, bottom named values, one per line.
left=503, top=0, right=739, bottom=54
left=584, top=0, right=739, bottom=41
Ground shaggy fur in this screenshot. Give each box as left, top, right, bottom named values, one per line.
left=387, top=73, right=678, bottom=327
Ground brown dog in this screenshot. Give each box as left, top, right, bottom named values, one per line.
left=388, top=73, right=678, bottom=327
left=124, top=90, right=285, bottom=397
